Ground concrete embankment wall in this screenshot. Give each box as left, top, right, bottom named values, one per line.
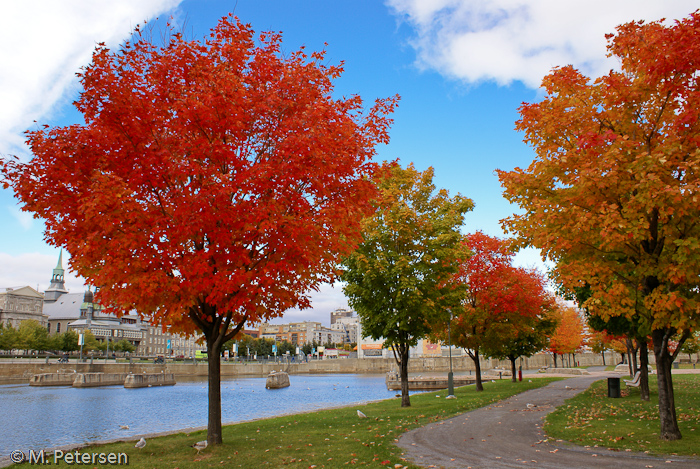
left=29, top=373, right=77, bottom=386
left=124, top=373, right=176, bottom=388
left=73, top=373, right=130, bottom=387
left=1, top=351, right=618, bottom=381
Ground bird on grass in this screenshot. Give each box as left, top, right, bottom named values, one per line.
left=135, top=438, right=146, bottom=449
left=192, top=440, right=208, bottom=454
left=357, top=410, right=367, bottom=418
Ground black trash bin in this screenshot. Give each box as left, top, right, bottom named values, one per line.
left=608, top=377, right=621, bottom=398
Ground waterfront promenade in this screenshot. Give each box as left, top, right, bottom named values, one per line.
left=399, top=369, right=700, bottom=469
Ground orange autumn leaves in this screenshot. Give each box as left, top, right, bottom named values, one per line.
left=548, top=303, right=585, bottom=357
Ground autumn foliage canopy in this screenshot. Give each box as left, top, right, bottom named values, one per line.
left=1, top=16, right=397, bottom=334
left=498, top=12, right=700, bottom=440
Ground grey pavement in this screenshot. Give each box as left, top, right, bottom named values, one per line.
left=397, top=375, right=700, bottom=469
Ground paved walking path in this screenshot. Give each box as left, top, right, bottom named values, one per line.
left=397, top=373, right=700, bottom=468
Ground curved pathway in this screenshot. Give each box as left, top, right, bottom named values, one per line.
left=397, top=374, right=700, bottom=468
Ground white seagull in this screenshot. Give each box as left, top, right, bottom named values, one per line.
left=192, top=440, right=208, bottom=453
left=135, top=438, right=146, bottom=449
left=357, top=410, right=367, bottom=418
left=119, top=425, right=129, bottom=430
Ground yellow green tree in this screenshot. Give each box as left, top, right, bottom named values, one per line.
left=498, top=13, right=700, bottom=440
left=342, top=162, right=473, bottom=407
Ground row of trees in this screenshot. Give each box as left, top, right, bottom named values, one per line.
left=225, top=335, right=350, bottom=358
left=342, top=163, right=559, bottom=405
left=5, top=10, right=696, bottom=447
left=0, top=321, right=136, bottom=355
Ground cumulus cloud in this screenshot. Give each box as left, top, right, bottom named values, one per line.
left=0, top=0, right=182, bottom=160
left=387, top=0, right=699, bottom=88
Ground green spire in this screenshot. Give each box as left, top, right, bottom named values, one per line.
left=53, top=249, right=64, bottom=277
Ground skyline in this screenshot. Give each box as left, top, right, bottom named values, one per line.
left=1, top=1, right=698, bottom=325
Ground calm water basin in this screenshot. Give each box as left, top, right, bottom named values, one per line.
left=0, top=373, right=404, bottom=457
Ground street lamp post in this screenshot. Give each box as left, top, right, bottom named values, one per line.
left=447, top=309, right=455, bottom=398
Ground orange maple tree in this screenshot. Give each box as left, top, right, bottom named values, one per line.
left=498, top=12, right=700, bottom=440
left=548, top=302, right=585, bottom=367
left=0, top=16, right=397, bottom=445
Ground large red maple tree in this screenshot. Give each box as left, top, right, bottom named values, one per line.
left=1, top=16, right=397, bottom=445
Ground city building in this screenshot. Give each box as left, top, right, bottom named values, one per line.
left=330, top=316, right=359, bottom=344
left=2, top=252, right=205, bottom=357
left=330, top=307, right=353, bottom=324
left=256, top=320, right=346, bottom=346
left=138, top=324, right=202, bottom=358
left=0, top=286, right=48, bottom=329
left=43, top=251, right=69, bottom=302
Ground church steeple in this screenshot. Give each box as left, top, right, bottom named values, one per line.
left=44, top=250, right=69, bottom=302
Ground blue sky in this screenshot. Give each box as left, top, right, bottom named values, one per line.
left=1, top=1, right=697, bottom=325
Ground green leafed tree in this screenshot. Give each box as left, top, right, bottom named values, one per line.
left=59, top=330, right=80, bottom=353
left=484, top=307, right=557, bottom=383
left=342, top=162, right=473, bottom=407
left=679, top=332, right=700, bottom=363
left=16, top=320, right=51, bottom=353
left=0, top=323, right=18, bottom=351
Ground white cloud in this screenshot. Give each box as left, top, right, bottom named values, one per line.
left=0, top=252, right=85, bottom=293
left=7, top=205, right=34, bottom=230
left=387, top=0, right=699, bottom=88
left=274, top=282, right=350, bottom=327
left=0, top=0, right=182, bottom=160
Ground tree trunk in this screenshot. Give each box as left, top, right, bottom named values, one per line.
left=552, top=352, right=558, bottom=368
left=207, top=338, right=223, bottom=445
left=601, top=351, right=606, bottom=366
left=509, top=355, right=517, bottom=383
left=399, top=344, right=410, bottom=407
left=193, top=307, right=247, bottom=447
left=652, top=328, right=681, bottom=441
left=638, top=337, right=650, bottom=402
left=469, top=348, right=483, bottom=391
left=625, top=337, right=636, bottom=377
left=392, top=343, right=411, bottom=407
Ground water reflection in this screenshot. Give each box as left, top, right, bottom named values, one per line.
left=0, top=374, right=401, bottom=456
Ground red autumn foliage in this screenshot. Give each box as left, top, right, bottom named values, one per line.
left=450, top=232, right=552, bottom=390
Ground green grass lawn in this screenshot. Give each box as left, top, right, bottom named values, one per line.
left=545, top=374, right=700, bottom=457
left=22, top=378, right=558, bottom=468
